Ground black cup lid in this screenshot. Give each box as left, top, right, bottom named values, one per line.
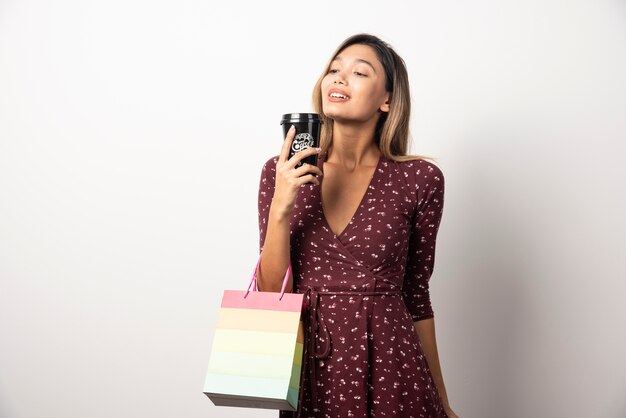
left=280, top=113, right=323, bottom=124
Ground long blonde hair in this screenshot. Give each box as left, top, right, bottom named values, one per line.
left=312, top=34, right=435, bottom=163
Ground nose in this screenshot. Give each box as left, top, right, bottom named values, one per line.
left=332, top=70, right=346, bottom=85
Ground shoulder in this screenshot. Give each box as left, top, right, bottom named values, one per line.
left=258, top=155, right=280, bottom=190
left=394, top=159, right=445, bottom=215
left=392, top=157, right=445, bottom=189
left=262, top=155, right=279, bottom=170
left=260, top=155, right=280, bottom=176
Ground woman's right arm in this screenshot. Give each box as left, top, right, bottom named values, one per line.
left=257, top=125, right=323, bottom=293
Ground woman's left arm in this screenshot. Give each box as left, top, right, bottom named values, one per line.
left=414, top=318, right=459, bottom=418
left=403, top=162, right=458, bottom=416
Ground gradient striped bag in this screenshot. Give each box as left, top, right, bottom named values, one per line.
left=203, top=258, right=304, bottom=410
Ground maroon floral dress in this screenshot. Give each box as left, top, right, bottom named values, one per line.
left=257, top=152, right=448, bottom=418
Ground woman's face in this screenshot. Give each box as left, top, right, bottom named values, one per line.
left=321, top=43, right=390, bottom=124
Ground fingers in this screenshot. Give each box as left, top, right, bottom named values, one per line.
left=300, top=174, right=320, bottom=186
left=284, top=145, right=322, bottom=170
left=279, top=125, right=322, bottom=169
left=293, top=163, right=323, bottom=179
left=276, top=126, right=322, bottom=187
left=278, top=125, right=296, bottom=163
left=292, top=174, right=320, bottom=186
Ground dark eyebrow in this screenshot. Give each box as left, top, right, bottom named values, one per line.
left=332, top=56, right=377, bottom=74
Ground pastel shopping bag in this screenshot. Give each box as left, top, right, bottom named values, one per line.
left=203, top=258, right=304, bottom=410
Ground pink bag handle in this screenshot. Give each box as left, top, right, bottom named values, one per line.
left=244, top=253, right=292, bottom=300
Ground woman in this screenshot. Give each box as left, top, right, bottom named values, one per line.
left=257, top=33, right=458, bottom=418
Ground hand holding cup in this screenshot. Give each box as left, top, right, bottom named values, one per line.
left=272, top=124, right=323, bottom=215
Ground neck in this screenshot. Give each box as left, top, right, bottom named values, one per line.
left=327, top=119, right=381, bottom=169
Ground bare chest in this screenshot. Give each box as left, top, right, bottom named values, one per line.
left=320, top=163, right=377, bottom=236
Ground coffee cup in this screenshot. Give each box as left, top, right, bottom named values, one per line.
left=280, top=113, right=323, bottom=168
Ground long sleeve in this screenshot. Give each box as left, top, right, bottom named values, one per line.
left=257, top=156, right=278, bottom=251
left=401, top=161, right=445, bottom=322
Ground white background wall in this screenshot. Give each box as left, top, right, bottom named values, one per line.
left=1, top=1, right=625, bottom=417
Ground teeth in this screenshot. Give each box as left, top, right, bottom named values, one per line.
left=330, top=92, right=347, bottom=99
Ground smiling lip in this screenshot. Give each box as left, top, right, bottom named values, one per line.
left=328, top=89, right=350, bottom=102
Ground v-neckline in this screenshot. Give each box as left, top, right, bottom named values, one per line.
left=317, top=153, right=383, bottom=239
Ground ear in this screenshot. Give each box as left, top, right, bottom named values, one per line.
left=379, top=93, right=391, bottom=113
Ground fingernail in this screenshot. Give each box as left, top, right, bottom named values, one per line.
left=316, top=147, right=322, bottom=152
left=290, top=125, right=295, bottom=132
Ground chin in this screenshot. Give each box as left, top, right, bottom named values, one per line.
left=323, top=109, right=370, bottom=125
left=322, top=103, right=348, bottom=121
